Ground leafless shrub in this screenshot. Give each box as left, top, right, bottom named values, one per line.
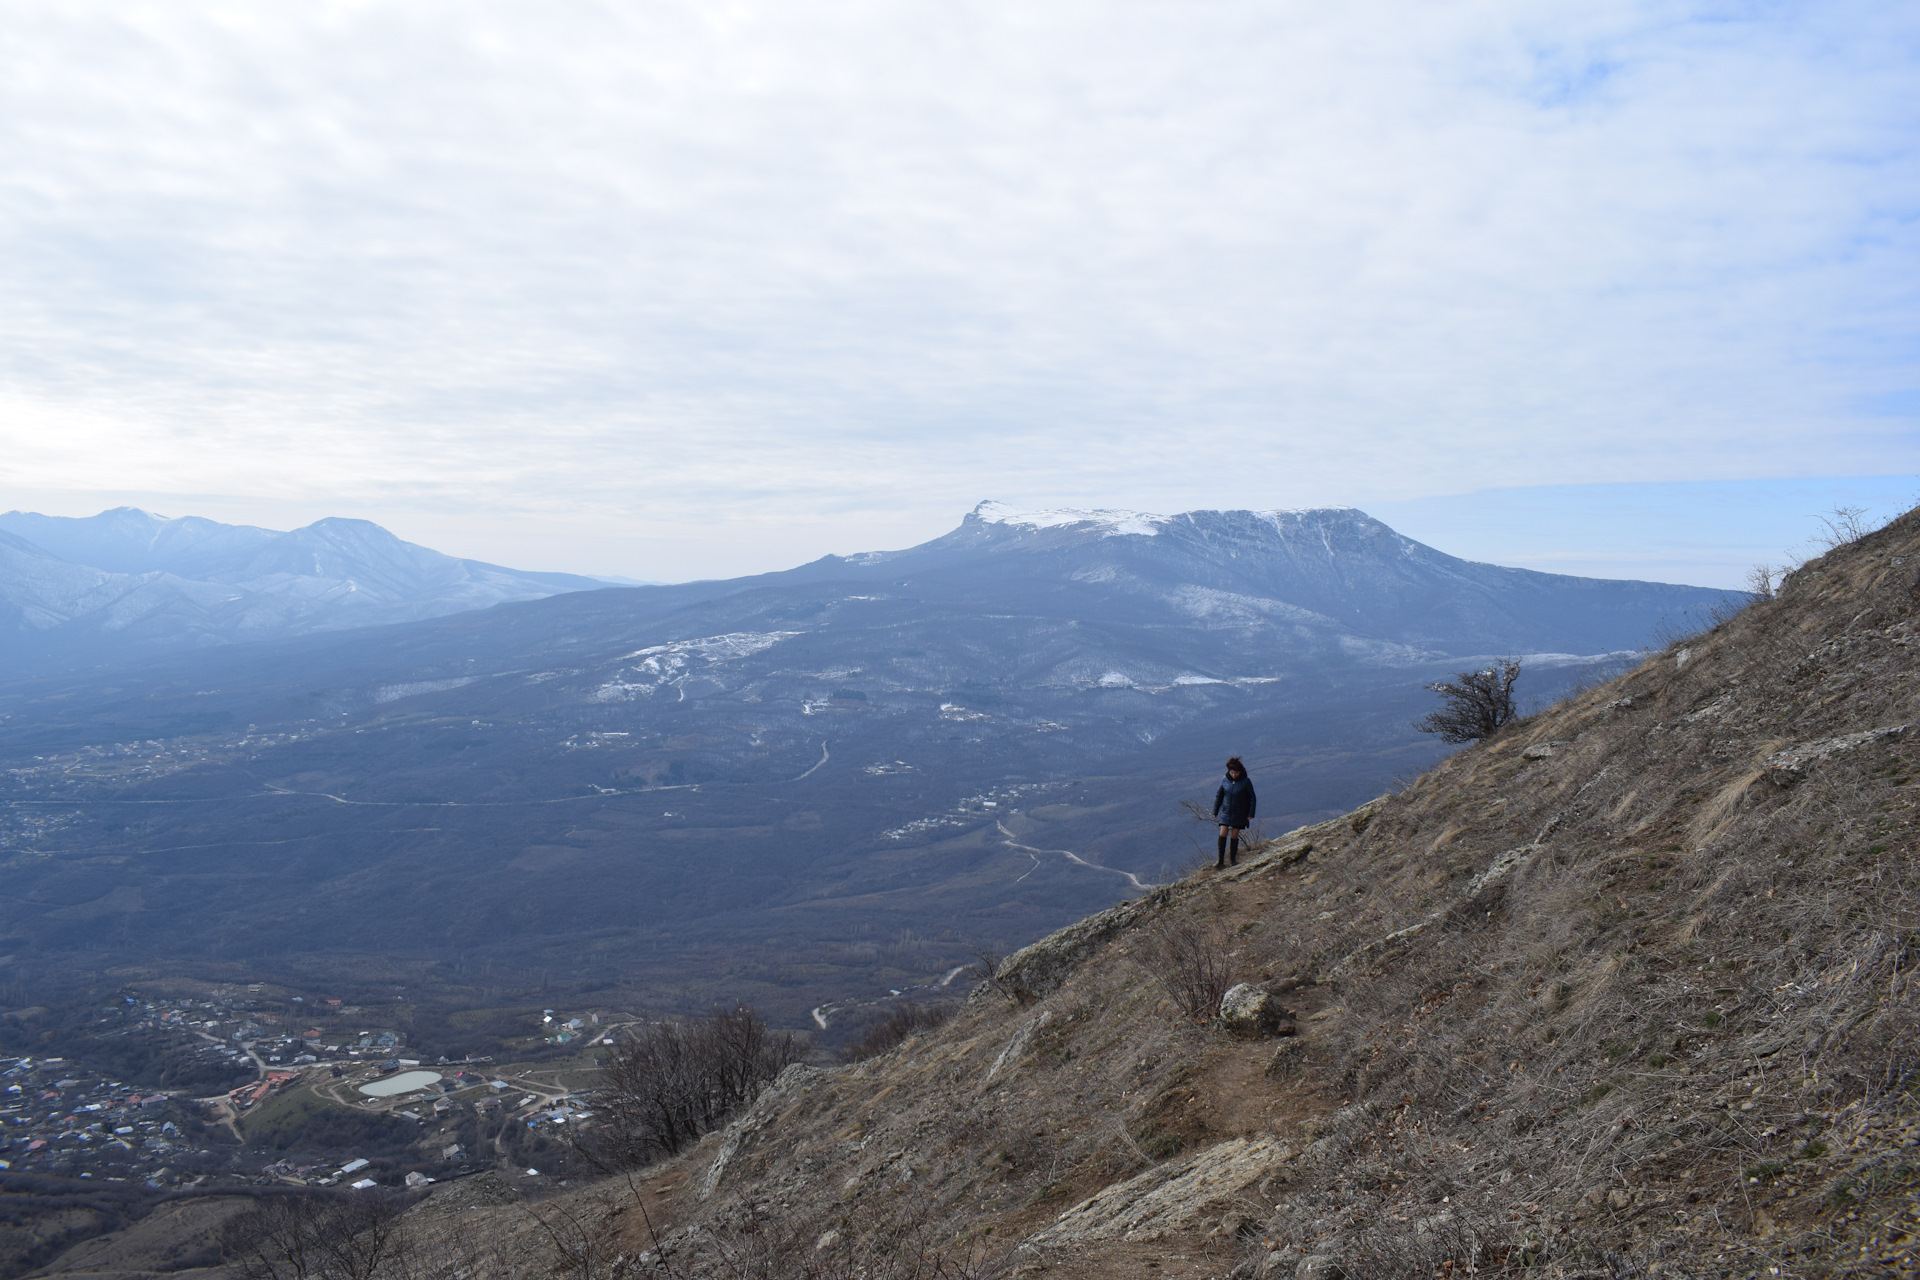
left=838, top=1000, right=957, bottom=1063
left=1337, top=1208, right=1498, bottom=1279
left=579, top=1003, right=802, bottom=1172
left=1813, top=503, right=1878, bottom=550
left=1414, top=659, right=1522, bottom=744
left=1136, top=916, right=1239, bottom=1023
left=383, top=1217, right=523, bottom=1280
left=220, top=1193, right=407, bottom=1280
left=965, top=945, right=1017, bottom=1004
left=1744, top=563, right=1781, bottom=601
left=629, top=1194, right=1009, bottom=1280
left=527, top=1197, right=620, bottom=1280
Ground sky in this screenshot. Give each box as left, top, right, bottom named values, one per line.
left=1, top=1, right=1916, bottom=585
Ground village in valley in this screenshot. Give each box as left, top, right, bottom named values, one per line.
left=2, top=982, right=625, bottom=1192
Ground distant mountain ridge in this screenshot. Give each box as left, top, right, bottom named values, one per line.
left=0, top=499, right=1743, bottom=1037
left=799, top=499, right=1730, bottom=660
left=0, top=507, right=610, bottom=670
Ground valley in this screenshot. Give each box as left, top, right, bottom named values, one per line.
left=0, top=505, right=1728, bottom=1048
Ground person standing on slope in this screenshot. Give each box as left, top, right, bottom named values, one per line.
left=1212, top=757, right=1256, bottom=869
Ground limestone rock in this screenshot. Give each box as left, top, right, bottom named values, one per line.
left=1026, top=1135, right=1292, bottom=1246
left=1766, top=725, right=1907, bottom=785
left=984, top=1011, right=1050, bottom=1085
left=1219, top=984, right=1292, bottom=1038
left=701, top=1062, right=826, bottom=1199
left=985, top=889, right=1174, bottom=1003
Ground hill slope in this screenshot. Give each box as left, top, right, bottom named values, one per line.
left=391, top=506, right=1920, bottom=1278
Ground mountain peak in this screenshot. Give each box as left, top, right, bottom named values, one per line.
left=969, top=500, right=1172, bottom=537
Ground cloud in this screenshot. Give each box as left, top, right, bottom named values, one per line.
left=1, top=0, right=1916, bottom=576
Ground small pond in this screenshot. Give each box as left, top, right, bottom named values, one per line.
left=358, top=1070, right=443, bottom=1098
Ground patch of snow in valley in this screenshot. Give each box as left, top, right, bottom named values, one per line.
left=596, top=630, right=803, bottom=701
left=618, top=631, right=800, bottom=663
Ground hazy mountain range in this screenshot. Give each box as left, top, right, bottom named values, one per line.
left=0, top=501, right=1740, bottom=1029
left=0, top=507, right=610, bottom=671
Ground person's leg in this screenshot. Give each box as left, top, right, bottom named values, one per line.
left=1216, top=825, right=1229, bottom=867
left=1229, top=827, right=1241, bottom=865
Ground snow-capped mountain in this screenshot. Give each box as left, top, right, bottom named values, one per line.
left=0, top=508, right=610, bottom=669
left=801, top=499, right=1724, bottom=662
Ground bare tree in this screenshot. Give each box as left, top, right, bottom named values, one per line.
left=838, top=1000, right=957, bottom=1063
left=964, top=944, right=1017, bottom=1004
left=1413, top=658, right=1521, bottom=744
left=580, top=1003, right=802, bottom=1171
left=221, top=1194, right=407, bottom=1280
left=1744, top=563, right=1780, bottom=602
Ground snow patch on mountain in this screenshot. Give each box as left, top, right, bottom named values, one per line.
left=1165, top=585, right=1337, bottom=628
left=973, top=500, right=1371, bottom=544
left=972, top=501, right=1169, bottom=538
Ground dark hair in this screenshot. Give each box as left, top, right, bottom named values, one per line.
left=1224, top=756, right=1245, bottom=775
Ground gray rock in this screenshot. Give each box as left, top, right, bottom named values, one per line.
left=1766, top=725, right=1907, bottom=785
left=1266, top=1040, right=1308, bottom=1078
left=1219, top=984, right=1291, bottom=1038
left=701, top=1062, right=826, bottom=1198
left=1295, top=1255, right=1337, bottom=1280
left=1026, top=1135, right=1293, bottom=1246
left=987, top=888, right=1174, bottom=1003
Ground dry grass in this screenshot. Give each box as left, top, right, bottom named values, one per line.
left=426, top=506, right=1920, bottom=1279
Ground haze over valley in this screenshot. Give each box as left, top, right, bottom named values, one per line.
left=0, top=501, right=1735, bottom=1043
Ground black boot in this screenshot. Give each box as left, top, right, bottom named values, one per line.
left=1215, top=834, right=1227, bottom=868
left=1229, top=836, right=1240, bottom=866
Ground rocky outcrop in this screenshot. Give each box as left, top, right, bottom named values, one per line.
left=700, top=1063, right=826, bottom=1199
left=986, top=799, right=1394, bottom=1004
left=1765, top=724, right=1907, bottom=785
left=983, top=1011, right=1050, bottom=1085
left=1026, top=1135, right=1293, bottom=1246
left=1218, top=984, right=1292, bottom=1038
left=986, top=888, right=1174, bottom=1003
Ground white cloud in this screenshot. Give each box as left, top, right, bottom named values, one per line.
left=0, top=0, right=1916, bottom=577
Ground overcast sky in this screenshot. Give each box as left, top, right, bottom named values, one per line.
left=1, top=1, right=1916, bottom=583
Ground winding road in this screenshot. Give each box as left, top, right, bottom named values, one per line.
left=995, top=820, right=1155, bottom=892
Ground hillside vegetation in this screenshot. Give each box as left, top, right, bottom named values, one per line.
left=510, top=506, right=1913, bottom=1279
left=43, top=511, right=1914, bottom=1279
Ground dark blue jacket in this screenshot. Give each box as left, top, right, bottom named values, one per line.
left=1213, top=774, right=1256, bottom=828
